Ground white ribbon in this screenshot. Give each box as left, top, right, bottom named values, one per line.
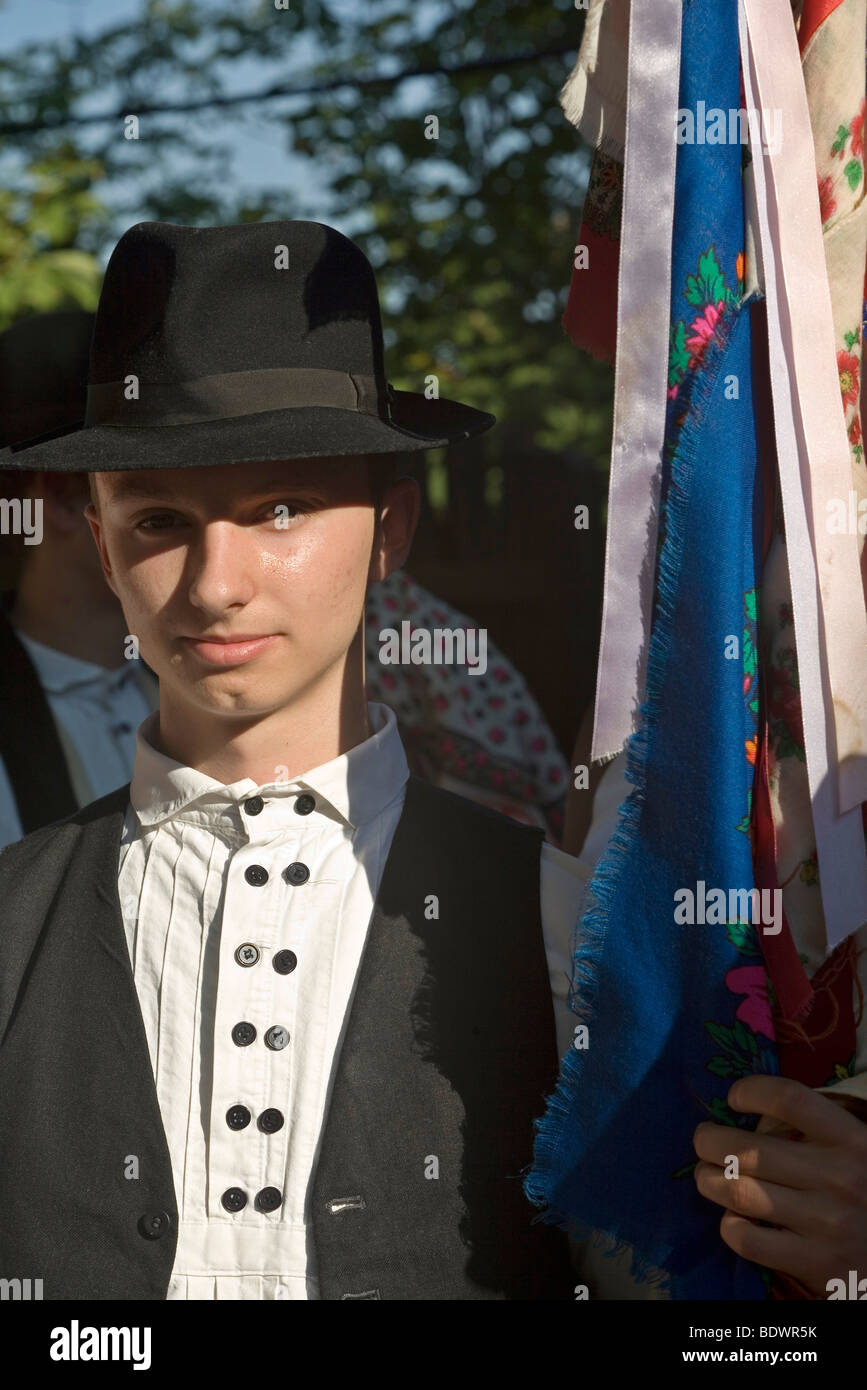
left=590, top=0, right=683, bottom=766
left=739, top=0, right=867, bottom=947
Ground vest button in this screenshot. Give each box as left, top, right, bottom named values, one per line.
left=138, top=1210, right=172, bottom=1240
left=272, top=949, right=297, bottom=975
left=258, top=1107, right=284, bottom=1133
left=254, top=1186, right=282, bottom=1213
left=282, top=862, right=310, bottom=886
left=244, top=796, right=264, bottom=815
left=244, top=864, right=269, bottom=886
left=294, top=793, right=315, bottom=816
left=264, top=1025, right=289, bottom=1051
left=226, top=1104, right=251, bottom=1131
left=221, top=1188, right=248, bottom=1213
left=231, top=1021, right=256, bottom=1047
left=234, top=942, right=260, bottom=967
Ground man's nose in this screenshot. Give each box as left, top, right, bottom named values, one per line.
left=185, top=521, right=257, bottom=614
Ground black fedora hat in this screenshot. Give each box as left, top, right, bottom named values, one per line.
left=0, top=310, right=95, bottom=450
left=1, top=220, right=494, bottom=472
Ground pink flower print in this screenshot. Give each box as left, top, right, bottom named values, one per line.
left=459, top=685, right=471, bottom=700
left=433, top=694, right=448, bottom=712
left=492, top=666, right=509, bottom=683
left=725, top=964, right=774, bottom=1038
left=548, top=766, right=564, bottom=785
left=818, top=175, right=837, bottom=224
left=491, top=770, right=505, bottom=788
left=530, top=735, right=547, bottom=753
left=381, top=671, right=396, bottom=689
left=487, top=696, right=505, bottom=709
left=488, top=728, right=505, bottom=744
left=851, top=96, right=866, bottom=159
left=433, top=609, right=447, bottom=622
left=685, top=300, right=725, bottom=360
left=514, top=709, right=529, bottom=726
left=405, top=600, right=417, bottom=613
left=474, top=750, right=488, bottom=767
left=384, top=595, right=398, bottom=610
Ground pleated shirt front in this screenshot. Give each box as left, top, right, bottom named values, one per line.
left=117, top=701, right=409, bottom=1300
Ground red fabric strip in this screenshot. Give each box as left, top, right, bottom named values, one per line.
left=562, top=221, right=619, bottom=366
left=798, top=0, right=847, bottom=54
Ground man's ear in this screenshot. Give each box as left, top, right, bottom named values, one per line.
left=83, top=500, right=121, bottom=600
left=368, top=475, right=420, bottom=584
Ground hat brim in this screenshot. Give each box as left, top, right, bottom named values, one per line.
left=0, top=390, right=494, bottom=472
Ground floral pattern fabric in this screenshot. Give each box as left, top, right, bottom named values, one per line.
left=365, top=569, right=568, bottom=839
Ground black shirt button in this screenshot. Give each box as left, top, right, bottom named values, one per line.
left=226, top=1104, right=252, bottom=1131
left=264, top=1024, right=289, bottom=1051
left=245, top=864, right=269, bottom=886
left=258, top=1108, right=285, bottom=1134
left=138, top=1211, right=172, bottom=1240
left=294, top=793, right=315, bottom=816
left=221, top=1187, right=248, bottom=1213
left=244, top=796, right=264, bottom=815
left=272, top=949, right=298, bottom=976
left=282, top=862, right=310, bottom=886
left=254, top=1187, right=283, bottom=1213
left=232, top=1021, right=256, bottom=1047
left=234, top=942, right=260, bottom=967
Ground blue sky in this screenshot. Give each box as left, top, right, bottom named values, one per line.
left=2, top=0, right=409, bottom=255
left=4, top=0, right=455, bottom=255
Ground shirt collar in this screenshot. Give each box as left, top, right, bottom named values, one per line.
left=130, top=700, right=408, bottom=832
left=14, top=630, right=136, bottom=697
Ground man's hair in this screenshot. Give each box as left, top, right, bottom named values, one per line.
left=367, top=456, right=400, bottom=509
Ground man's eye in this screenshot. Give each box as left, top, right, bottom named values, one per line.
left=264, top=503, right=304, bottom=526
left=137, top=513, right=177, bottom=531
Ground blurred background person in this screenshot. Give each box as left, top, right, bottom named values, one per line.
left=0, top=311, right=159, bottom=847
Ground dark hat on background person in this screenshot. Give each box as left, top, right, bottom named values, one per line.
left=0, top=220, right=495, bottom=473
left=0, top=310, right=95, bottom=451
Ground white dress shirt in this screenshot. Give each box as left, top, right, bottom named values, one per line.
left=118, top=700, right=587, bottom=1300
left=0, top=631, right=157, bottom=850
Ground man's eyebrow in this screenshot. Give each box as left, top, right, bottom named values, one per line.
left=105, top=473, right=308, bottom=504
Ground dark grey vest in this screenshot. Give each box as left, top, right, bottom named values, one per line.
left=0, top=774, right=572, bottom=1299
left=0, top=593, right=79, bottom=833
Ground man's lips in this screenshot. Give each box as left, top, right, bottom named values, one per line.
left=180, top=633, right=280, bottom=666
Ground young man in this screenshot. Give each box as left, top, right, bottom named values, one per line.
left=0, top=219, right=586, bottom=1300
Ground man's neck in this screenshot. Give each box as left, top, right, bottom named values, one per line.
left=9, top=558, right=131, bottom=669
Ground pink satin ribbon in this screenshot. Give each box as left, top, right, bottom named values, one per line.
left=590, top=0, right=682, bottom=767
left=739, top=0, right=867, bottom=947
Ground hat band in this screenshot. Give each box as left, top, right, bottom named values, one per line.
left=85, top=368, right=391, bottom=428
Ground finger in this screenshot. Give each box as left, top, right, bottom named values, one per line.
left=728, top=1076, right=867, bottom=1147
left=693, top=1160, right=822, bottom=1236
left=718, top=1211, right=826, bottom=1291
left=693, top=1122, right=816, bottom=1190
